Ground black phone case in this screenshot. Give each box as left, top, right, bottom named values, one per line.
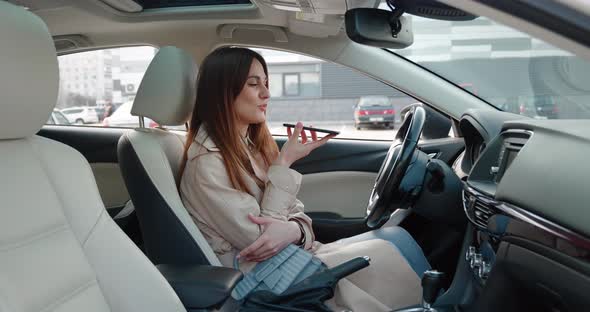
left=282, top=123, right=340, bottom=135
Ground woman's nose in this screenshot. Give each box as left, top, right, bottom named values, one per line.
left=260, top=84, right=270, bottom=99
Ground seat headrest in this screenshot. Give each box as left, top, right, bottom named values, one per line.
left=131, top=46, right=197, bottom=126
left=0, top=2, right=59, bottom=140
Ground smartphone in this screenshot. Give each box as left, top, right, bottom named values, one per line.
left=282, top=123, right=340, bottom=135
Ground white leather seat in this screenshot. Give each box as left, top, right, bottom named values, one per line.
left=117, top=47, right=221, bottom=266
left=0, top=3, right=186, bottom=311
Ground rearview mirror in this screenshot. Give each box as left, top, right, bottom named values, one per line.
left=345, top=8, right=413, bottom=49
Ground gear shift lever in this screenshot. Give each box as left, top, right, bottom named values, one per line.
left=421, top=270, right=445, bottom=311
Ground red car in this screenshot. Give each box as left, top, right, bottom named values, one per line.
left=353, top=96, right=396, bottom=130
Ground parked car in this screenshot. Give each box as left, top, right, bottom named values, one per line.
left=498, top=95, right=558, bottom=119
left=354, top=96, right=396, bottom=129
left=46, top=109, right=70, bottom=125
left=530, top=94, right=559, bottom=119
left=102, top=101, right=158, bottom=128
left=60, top=106, right=100, bottom=124
left=94, top=106, right=106, bottom=122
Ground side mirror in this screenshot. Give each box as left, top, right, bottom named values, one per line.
left=401, top=103, right=452, bottom=140
left=345, top=8, right=413, bottom=49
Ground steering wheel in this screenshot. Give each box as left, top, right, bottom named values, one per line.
left=365, top=105, right=426, bottom=228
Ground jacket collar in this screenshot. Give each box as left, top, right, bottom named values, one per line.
left=189, top=124, right=255, bottom=159
left=187, top=124, right=220, bottom=160
left=194, top=124, right=220, bottom=152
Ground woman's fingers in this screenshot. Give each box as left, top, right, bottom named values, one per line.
left=310, top=126, right=318, bottom=141
left=248, top=214, right=273, bottom=227
left=249, top=248, right=278, bottom=262
left=245, top=240, right=276, bottom=261
left=307, top=133, right=336, bottom=150
left=287, top=126, right=292, bottom=138
left=239, top=236, right=265, bottom=259
left=249, top=242, right=286, bottom=262
left=300, top=127, right=308, bottom=144
left=290, top=122, right=303, bottom=143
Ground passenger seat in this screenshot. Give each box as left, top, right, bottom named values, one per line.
left=117, top=46, right=220, bottom=266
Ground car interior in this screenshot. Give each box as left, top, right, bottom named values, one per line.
left=2, top=0, right=590, bottom=311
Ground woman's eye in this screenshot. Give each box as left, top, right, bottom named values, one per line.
left=248, top=83, right=258, bottom=86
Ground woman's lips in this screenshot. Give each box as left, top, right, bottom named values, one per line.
left=258, top=104, right=267, bottom=112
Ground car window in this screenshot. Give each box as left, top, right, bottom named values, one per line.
left=46, top=114, right=55, bottom=125
left=51, top=46, right=157, bottom=128
left=63, top=108, right=82, bottom=114
left=249, top=47, right=452, bottom=140
left=390, top=14, right=590, bottom=120
left=53, top=111, right=70, bottom=125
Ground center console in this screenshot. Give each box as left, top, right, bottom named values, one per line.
left=461, top=129, right=532, bottom=285
left=156, top=264, right=243, bottom=311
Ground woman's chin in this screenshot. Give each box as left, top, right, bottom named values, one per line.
left=247, top=119, right=266, bottom=126
left=252, top=115, right=267, bottom=124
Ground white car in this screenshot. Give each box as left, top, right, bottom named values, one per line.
left=102, top=101, right=158, bottom=128
left=60, top=106, right=100, bottom=124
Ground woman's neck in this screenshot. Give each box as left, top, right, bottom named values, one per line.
left=237, top=122, right=249, bottom=139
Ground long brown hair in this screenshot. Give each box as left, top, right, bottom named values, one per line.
left=179, top=47, right=278, bottom=194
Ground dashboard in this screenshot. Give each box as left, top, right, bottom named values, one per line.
left=457, top=110, right=590, bottom=240
left=451, top=109, right=590, bottom=311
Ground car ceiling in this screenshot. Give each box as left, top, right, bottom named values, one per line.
left=10, top=1, right=316, bottom=51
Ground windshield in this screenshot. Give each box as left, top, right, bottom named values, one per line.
left=390, top=16, right=590, bottom=119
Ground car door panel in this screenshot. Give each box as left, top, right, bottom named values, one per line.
left=276, top=136, right=464, bottom=216
left=90, top=162, right=130, bottom=210
left=298, top=171, right=375, bottom=218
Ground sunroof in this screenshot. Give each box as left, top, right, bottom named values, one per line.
left=135, top=0, right=251, bottom=9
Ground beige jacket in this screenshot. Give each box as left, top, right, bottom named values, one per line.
left=179, top=126, right=421, bottom=311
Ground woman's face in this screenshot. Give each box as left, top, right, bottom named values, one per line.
left=234, top=59, right=270, bottom=129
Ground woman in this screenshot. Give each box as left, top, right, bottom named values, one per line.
left=179, top=47, right=427, bottom=311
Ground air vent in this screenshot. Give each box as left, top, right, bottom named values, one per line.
left=463, top=188, right=498, bottom=229
left=473, top=199, right=494, bottom=228
left=135, top=0, right=250, bottom=9
left=416, top=7, right=467, bottom=18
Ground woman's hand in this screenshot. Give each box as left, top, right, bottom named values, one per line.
left=238, top=215, right=301, bottom=262
left=274, top=122, right=335, bottom=167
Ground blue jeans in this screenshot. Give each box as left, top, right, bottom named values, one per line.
left=337, top=226, right=431, bottom=278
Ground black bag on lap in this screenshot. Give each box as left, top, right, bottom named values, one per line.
left=239, top=256, right=370, bottom=312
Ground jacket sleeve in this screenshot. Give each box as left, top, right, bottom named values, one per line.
left=262, top=165, right=315, bottom=250
left=286, top=199, right=316, bottom=250
left=186, top=153, right=262, bottom=251
left=259, top=165, right=302, bottom=220
left=186, top=155, right=310, bottom=251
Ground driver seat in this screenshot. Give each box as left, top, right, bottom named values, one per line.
left=0, top=3, right=185, bottom=311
